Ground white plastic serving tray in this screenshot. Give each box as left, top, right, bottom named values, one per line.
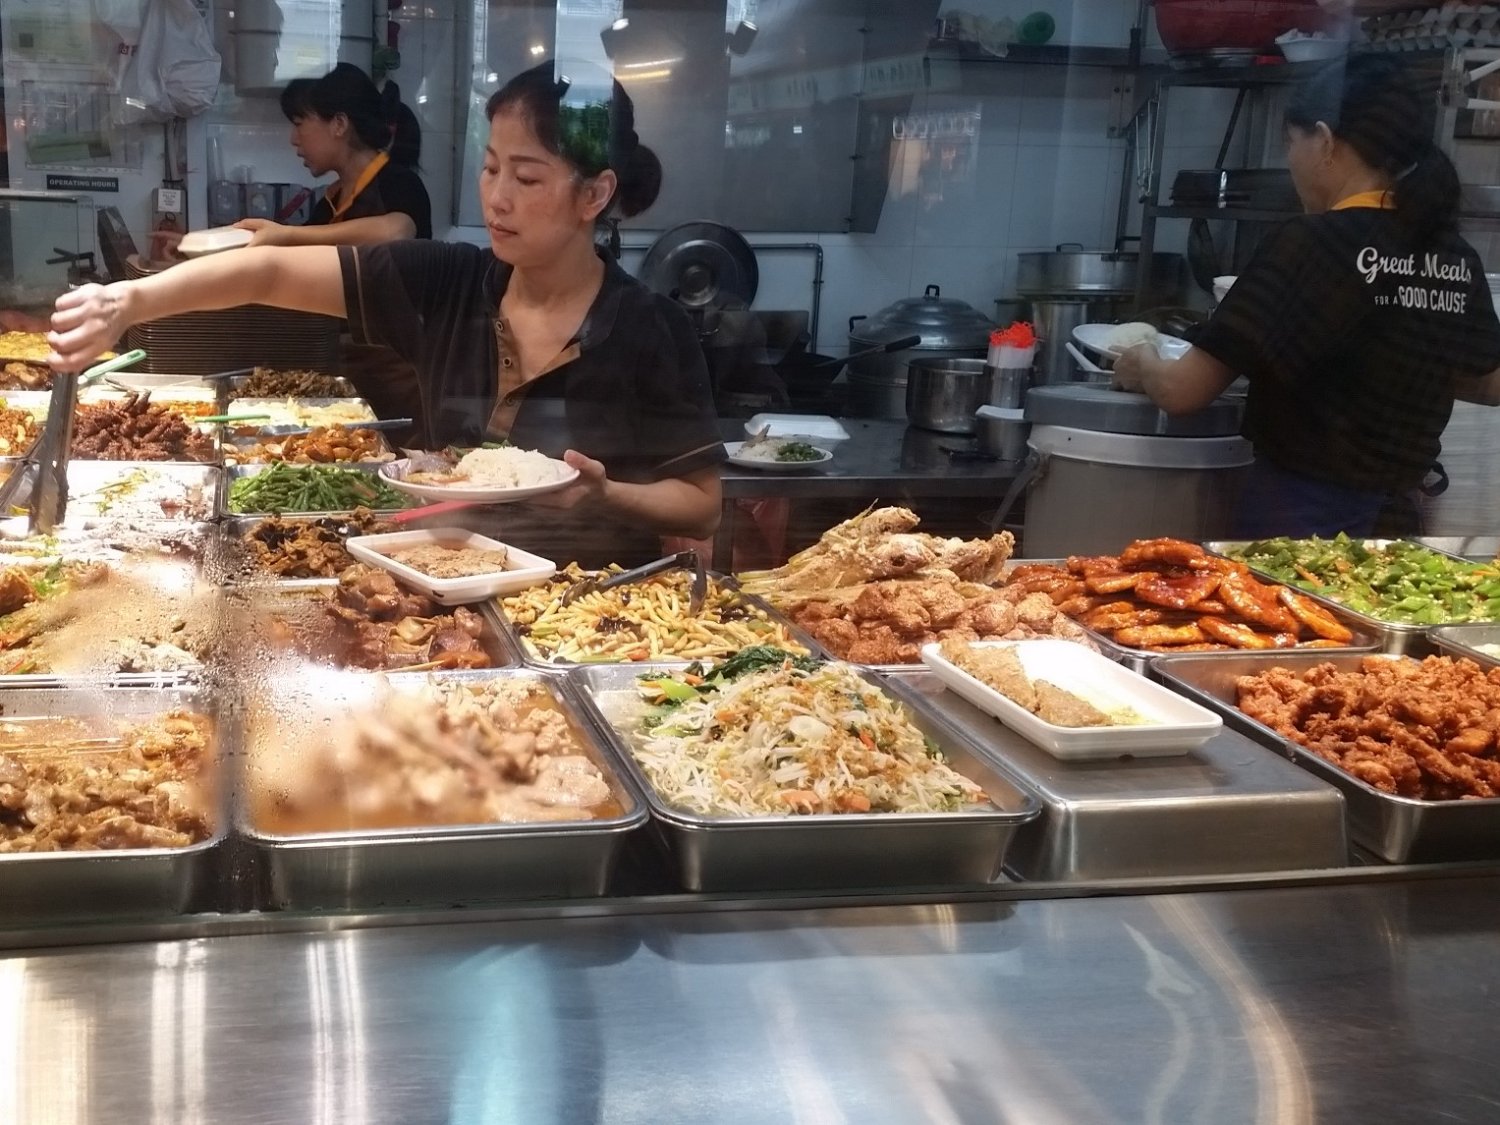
left=347, top=529, right=556, bottom=605
left=920, top=638, right=1222, bottom=760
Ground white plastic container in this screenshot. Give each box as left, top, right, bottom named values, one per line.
left=744, top=414, right=851, bottom=442
left=177, top=226, right=254, bottom=258
left=920, top=639, right=1222, bottom=760
left=347, top=529, right=555, bottom=605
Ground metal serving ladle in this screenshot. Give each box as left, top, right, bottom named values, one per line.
left=559, top=550, right=707, bottom=615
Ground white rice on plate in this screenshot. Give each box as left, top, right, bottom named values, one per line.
left=453, top=446, right=567, bottom=488
left=1104, top=322, right=1161, bottom=352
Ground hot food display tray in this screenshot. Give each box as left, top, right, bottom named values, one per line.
left=0, top=684, right=228, bottom=925
left=1154, top=651, right=1500, bottom=863
left=890, top=670, right=1347, bottom=881
left=238, top=669, right=646, bottom=909
left=569, top=662, right=1039, bottom=893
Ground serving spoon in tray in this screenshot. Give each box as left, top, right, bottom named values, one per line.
left=559, top=550, right=707, bottom=615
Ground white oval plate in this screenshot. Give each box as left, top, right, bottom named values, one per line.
left=379, top=458, right=579, bottom=503
left=177, top=226, right=253, bottom=257
left=724, top=441, right=833, bottom=471
left=1072, top=323, right=1192, bottom=361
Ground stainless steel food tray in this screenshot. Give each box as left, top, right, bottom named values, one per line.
left=1153, top=651, right=1500, bottom=863
left=82, top=373, right=227, bottom=406
left=64, top=461, right=222, bottom=525
left=1427, top=624, right=1500, bottom=670
left=222, top=428, right=394, bottom=468
left=224, top=396, right=377, bottom=435
left=228, top=374, right=355, bottom=398
left=493, top=574, right=825, bottom=671
left=238, top=669, right=646, bottom=909
left=1205, top=539, right=1497, bottom=656
left=221, top=463, right=410, bottom=518
left=222, top=514, right=393, bottom=585
left=889, top=670, right=1347, bottom=881
left=1001, top=557, right=1380, bottom=675
left=568, top=662, right=1040, bottom=892
left=0, top=684, right=227, bottom=926
left=227, top=585, right=519, bottom=668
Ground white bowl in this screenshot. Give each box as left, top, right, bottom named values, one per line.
left=1278, top=37, right=1348, bottom=62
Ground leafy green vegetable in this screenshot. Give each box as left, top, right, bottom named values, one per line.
left=774, top=441, right=822, bottom=463
left=710, top=644, right=821, bottom=681
left=1224, top=535, right=1500, bottom=625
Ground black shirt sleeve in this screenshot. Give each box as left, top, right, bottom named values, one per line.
left=631, top=296, right=726, bottom=481
left=366, top=164, right=433, bottom=239
left=338, top=240, right=486, bottom=361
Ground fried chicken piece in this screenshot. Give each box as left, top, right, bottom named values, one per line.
left=967, top=599, right=1019, bottom=638
left=845, top=626, right=906, bottom=666
left=1134, top=572, right=1223, bottom=610
left=803, top=617, right=860, bottom=657
left=1118, top=538, right=1214, bottom=571
left=916, top=582, right=968, bottom=629
left=1085, top=570, right=1151, bottom=595
left=1055, top=593, right=1109, bottom=618
left=0, top=568, right=34, bottom=616
left=1277, top=588, right=1355, bottom=644
left=1015, top=593, right=1061, bottom=630
left=1065, top=555, right=1123, bottom=578
left=1219, top=569, right=1298, bottom=633
left=1114, top=622, right=1207, bottom=648
left=1197, top=617, right=1279, bottom=650
left=860, top=534, right=936, bottom=579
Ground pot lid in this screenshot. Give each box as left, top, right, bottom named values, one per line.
left=1024, top=383, right=1243, bottom=437
left=850, top=284, right=993, bottom=350
left=640, top=221, right=759, bottom=310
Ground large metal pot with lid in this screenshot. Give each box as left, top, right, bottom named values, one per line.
left=846, top=285, right=994, bottom=419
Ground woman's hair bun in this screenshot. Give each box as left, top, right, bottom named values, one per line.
left=616, top=142, right=661, bottom=217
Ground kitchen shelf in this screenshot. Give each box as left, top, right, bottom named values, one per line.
left=1146, top=204, right=1301, bottom=223
left=1156, top=58, right=1339, bottom=88
left=924, top=40, right=1163, bottom=69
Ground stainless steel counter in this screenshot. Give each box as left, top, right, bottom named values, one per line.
left=717, top=418, right=1019, bottom=501
left=6, top=877, right=1500, bottom=1123
left=713, top=418, right=1019, bottom=566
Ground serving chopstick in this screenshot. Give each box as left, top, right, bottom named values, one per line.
left=390, top=499, right=480, bottom=524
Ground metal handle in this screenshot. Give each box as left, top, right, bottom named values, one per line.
left=848, top=314, right=866, bottom=332
left=923, top=284, right=941, bottom=298
left=1054, top=243, right=1085, bottom=252
left=987, top=449, right=1042, bottom=534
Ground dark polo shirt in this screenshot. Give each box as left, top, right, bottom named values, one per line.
left=1195, top=209, right=1500, bottom=493
left=337, top=240, right=724, bottom=565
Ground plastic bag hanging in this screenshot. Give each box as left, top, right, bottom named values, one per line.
left=112, top=0, right=222, bottom=124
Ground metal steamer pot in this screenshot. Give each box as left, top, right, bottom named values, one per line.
left=1016, top=247, right=1187, bottom=384
left=846, top=285, right=994, bottom=419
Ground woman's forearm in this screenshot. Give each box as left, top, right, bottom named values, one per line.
left=49, top=246, right=346, bottom=369
left=602, top=473, right=722, bottom=539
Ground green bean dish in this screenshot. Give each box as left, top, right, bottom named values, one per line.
left=228, top=463, right=411, bottom=515
left=1223, top=535, right=1500, bottom=626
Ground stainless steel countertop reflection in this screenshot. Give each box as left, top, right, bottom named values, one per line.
left=718, top=418, right=1020, bottom=499
left=6, top=877, right=1500, bottom=1123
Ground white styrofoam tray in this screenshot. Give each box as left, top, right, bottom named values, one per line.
left=920, top=639, right=1222, bottom=760
left=346, top=529, right=556, bottom=605
left=745, top=414, right=851, bottom=442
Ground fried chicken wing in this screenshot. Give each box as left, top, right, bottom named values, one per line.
left=1277, top=588, right=1355, bottom=644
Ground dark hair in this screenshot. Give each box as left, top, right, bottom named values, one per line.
left=280, top=63, right=421, bottom=169
left=1286, top=54, right=1458, bottom=239
left=484, top=60, right=661, bottom=218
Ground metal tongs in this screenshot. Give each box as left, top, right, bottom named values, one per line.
left=0, top=352, right=146, bottom=531
left=559, top=550, right=707, bottom=615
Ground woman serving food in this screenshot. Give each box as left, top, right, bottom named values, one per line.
left=47, top=60, right=723, bottom=565
left=1113, top=55, right=1500, bottom=537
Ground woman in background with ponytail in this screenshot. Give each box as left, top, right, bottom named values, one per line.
left=1114, top=53, right=1500, bottom=537
left=239, top=62, right=432, bottom=246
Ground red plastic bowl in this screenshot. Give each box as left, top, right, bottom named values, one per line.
left=1155, top=0, right=1331, bottom=55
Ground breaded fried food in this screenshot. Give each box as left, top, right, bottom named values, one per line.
left=940, top=636, right=1035, bottom=710
left=1035, top=681, right=1111, bottom=727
